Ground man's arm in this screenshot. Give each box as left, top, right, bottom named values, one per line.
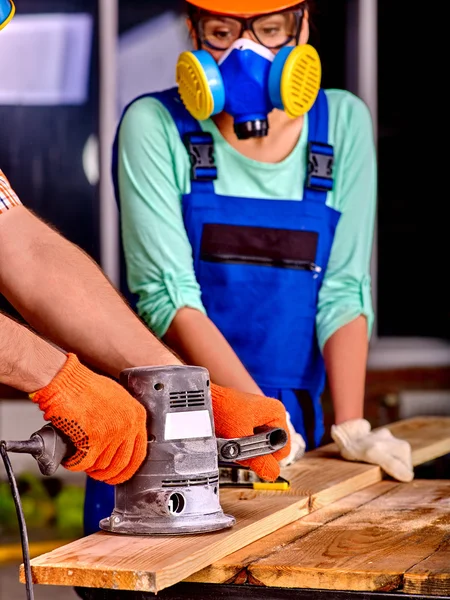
left=0, top=206, right=181, bottom=378
left=0, top=312, right=290, bottom=484
left=0, top=312, right=66, bottom=392
left=0, top=312, right=150, bottom=484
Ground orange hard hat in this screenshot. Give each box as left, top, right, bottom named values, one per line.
left=186, top=0, right=305, bottom=17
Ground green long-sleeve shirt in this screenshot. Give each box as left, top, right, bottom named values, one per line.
left=117, top=88, right=377, bottom=352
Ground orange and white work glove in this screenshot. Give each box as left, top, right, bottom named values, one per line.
left=30, top=354, right=147, bottom=485
left=331, top=418, right=414, bottom=483
left=211, top=384, right=291, bottom=482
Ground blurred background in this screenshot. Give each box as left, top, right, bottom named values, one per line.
left=0, top=1, right=449, bottom=597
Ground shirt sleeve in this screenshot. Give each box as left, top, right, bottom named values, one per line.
left=316, top=91, right=377, bottom=352
left=117, top=97, right=206, bottom=338
left=0, top=170, right=22, bottom=214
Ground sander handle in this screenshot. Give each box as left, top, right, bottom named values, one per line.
left=217, top=426, right=288, bottom=462
left=6, top=424, right=288, bottom=476
left=5, top=424, right=74, bottom=477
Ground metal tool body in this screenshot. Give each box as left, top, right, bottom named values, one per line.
left=101, top=365, right=287, bottom=534
left=5, top=365, right=287, bottom=535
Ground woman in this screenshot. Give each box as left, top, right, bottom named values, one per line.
left=113, top=0, right=413, bottom=482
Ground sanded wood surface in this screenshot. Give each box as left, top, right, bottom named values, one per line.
left=404, top=537, right=450, bottom=596
left=186, top=481, right=399, bottom=585
left=250, top=480, right=450, bottom=593
left=22, top=416, right=450, bottom=594
left=387, top=416, right=450, bottom=466
left=21, top=490, right=309, bottom=593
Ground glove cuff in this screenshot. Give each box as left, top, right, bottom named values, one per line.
left=30, top=353, right=91, bottom=412
left=331, top=418, right=371, bottom=451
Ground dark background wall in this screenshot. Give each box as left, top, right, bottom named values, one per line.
left=377, top=1, right=447, bottom=340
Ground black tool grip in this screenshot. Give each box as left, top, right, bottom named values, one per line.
left=5, top=425, right=72, bottom=477
left=217, top=426, right=288, bottom=462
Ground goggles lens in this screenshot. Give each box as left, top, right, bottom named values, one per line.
left=199, top=9, right=301, bottom=51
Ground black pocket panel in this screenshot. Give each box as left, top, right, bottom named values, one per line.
left=201, top=223, right=319, bottom=271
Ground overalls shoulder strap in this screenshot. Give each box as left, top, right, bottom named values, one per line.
left=303, top=88, right=335, bottom=204
left=111, top=87, right=216, bottom=308
left=111, top=86, right=217, bottom=208
left=150, top=88, right=218, bottom=190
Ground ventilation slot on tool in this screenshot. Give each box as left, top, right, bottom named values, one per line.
left=161, top=475, right=219, bottom=488
left=169, top=389, right=205, bottom=408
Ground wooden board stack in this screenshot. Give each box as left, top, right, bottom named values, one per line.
left=21, top=416, right=450, bottom=594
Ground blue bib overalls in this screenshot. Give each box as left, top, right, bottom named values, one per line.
left=83, top=87, right=341, bottom=535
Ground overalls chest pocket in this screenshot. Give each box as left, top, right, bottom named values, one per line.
left=196, top=221, right=324, bottom=387
left=198, top=222, right=322, bottom=310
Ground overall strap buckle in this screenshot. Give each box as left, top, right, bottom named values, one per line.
left=307, top=141, right=334, bottom=192
left=184, top=132, right=217, bottom=182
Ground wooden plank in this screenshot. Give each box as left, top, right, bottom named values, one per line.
left=249, top=480, right=450, bottom=592
left=279, top=454, right=380, bottom=509
left=404, top=538, right=450, bottom=597
left=279, top=416, right=450, bottom=511
left=21, top=489, right=309, bottom=593
left=387, top=416, right=450, bottom=466
left=22, top=417, right=450, bottom=593
left=186, top=482, right=399, bottom=585
left=309, top=416, right=450, bottom=468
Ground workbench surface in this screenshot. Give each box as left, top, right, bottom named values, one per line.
left=73, top=478, right=450, bottom=599
left=22, top=417, right=450, bottom=599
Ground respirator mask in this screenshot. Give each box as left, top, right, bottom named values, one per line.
left=176, top=37, right=321, bottom=139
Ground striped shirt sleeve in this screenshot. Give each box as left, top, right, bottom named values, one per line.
left=0, top=170, right=22, bottom=214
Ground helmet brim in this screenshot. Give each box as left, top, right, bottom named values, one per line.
left=187, top=0, right=305, bottom=17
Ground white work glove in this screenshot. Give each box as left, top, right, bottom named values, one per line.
left=331, top=418, right=414, bottom=483
left=280, top=412, right=306, bottom=467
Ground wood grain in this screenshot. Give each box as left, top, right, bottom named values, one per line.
left=308, top=415, right=450, bottom=468
left=21, top=416, right=450, bottom=593
left=387, top=416, right=450, bottom=466
left=278, top=416, right=450, bottom=511
left=186, top=482, right=399, bottom=584
left=249, top=480, right=450, bottom=592
left=21, top=489, right=309, bottom=593
left=404, top=537, right=450, bottom=597
left=279, top=454, right=380, bottom=509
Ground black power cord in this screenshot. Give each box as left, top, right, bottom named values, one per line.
left=0, top=441, right=35, bottom=600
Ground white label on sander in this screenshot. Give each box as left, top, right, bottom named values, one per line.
left=164, top=410, right=213, bottom=441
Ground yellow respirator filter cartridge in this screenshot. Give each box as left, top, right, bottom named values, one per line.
left=176, top=43, right=321, bottom=124
left=176, top=50, right=225, bottom=121
left=269, top=43, right=322, bottom=118
left=281, top=45, right=322, bottom=118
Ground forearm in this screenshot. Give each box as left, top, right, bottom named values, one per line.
left=322, top=315, right=368, bottom=424
left=0, top=207, right=180, bottom=378
left=164, top=307, right=263, bottom=395
left=0, top=313, right=66, bottom=392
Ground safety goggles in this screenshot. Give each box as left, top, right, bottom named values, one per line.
left=192, top=5, right=305, bottom=51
